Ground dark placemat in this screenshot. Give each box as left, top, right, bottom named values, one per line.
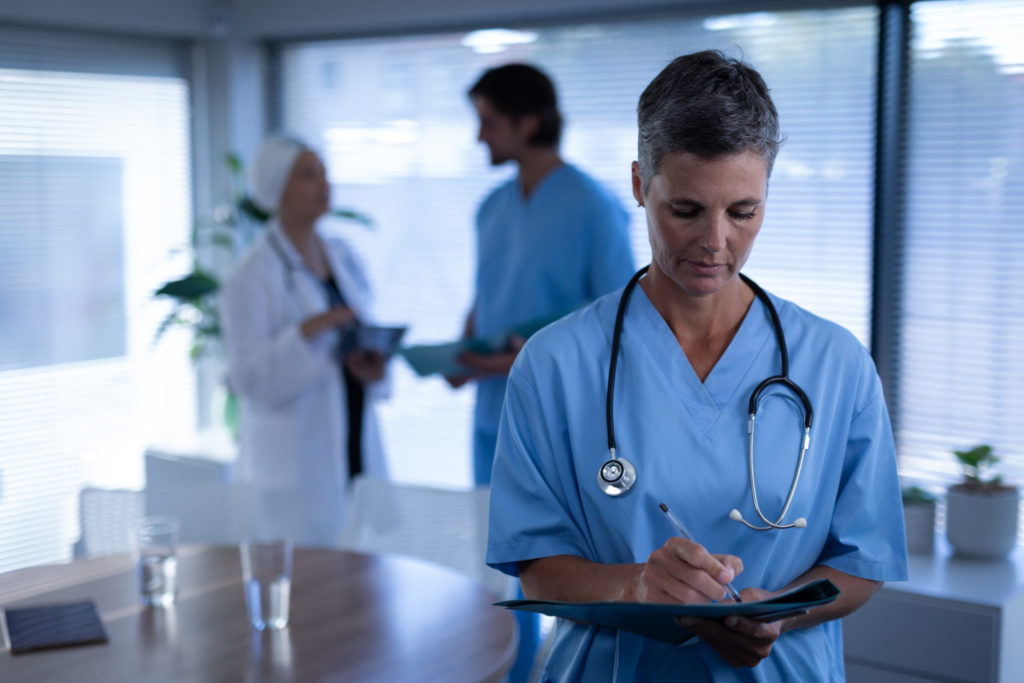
left=3, top=601, right=109, bottom=654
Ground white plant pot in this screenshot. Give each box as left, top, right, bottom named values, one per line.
left=946, top=486, right=1020, bottom=560
left=903, top=502, right=936, bottom=554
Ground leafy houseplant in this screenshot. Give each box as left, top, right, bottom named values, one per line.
left=901, top=485, right=937, bottom=554
left=946, top=444, right=1020, bottom=559
left=154, top=153, right=269, bottom=360
left=953, top=445, right=1007, bottom=491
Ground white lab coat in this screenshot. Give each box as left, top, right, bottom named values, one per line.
left=220, top=219, right=388, bottom=547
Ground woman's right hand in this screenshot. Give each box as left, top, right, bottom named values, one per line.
left=300, top=306, right=356, bottom=340
left=623, top=537, right=743, bottom=604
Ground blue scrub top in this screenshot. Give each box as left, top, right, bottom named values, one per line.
left=487, top=282, right=908, bottom=682
left=472, top=163, right=634, bottom=484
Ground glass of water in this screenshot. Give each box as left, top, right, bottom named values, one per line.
left=134, top=516, right=179, bottom=607
left=239, top=540, right=293, bottom=630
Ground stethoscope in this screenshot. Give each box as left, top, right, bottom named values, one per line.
left=267, top=230, right=322, bottom=293
left=598, top=266, right=814, bottom=531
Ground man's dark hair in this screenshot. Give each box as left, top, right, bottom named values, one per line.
left=468, top=63, right=563, bottom=148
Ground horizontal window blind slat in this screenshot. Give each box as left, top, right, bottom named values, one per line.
left=0, top=29, right=195, bottom=573
left=898, top=0, right=1024, bottom=540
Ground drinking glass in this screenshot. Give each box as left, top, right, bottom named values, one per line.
left=239, top=540, right=293, bottom=630
left=135, top=516, right=179, bottom=607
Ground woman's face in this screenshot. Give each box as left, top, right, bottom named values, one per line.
left=633, top=149, right=768, bottom=299
left=280, top=150, right=330, bottom=221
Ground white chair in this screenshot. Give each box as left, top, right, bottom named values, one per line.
left=145, top=482, right=256, bottom=545
left=339, top=476, right=513, bottom=599
left=73, top=487, right=145, bottom=557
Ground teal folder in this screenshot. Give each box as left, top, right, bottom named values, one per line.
left=496, top=578, right=839, bottom=645
left=398, top=340, right=480, bottom=378
left=399, top=308, right=576, bottom=378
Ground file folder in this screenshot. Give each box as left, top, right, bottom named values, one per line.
left=497, top=578, right=839, bottom=645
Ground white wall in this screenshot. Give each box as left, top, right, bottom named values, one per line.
left=0, top=0, right=216, bottom=37
left=232, top=0, right=704, bottom=38
left=0, top=0, right=776, bottom=40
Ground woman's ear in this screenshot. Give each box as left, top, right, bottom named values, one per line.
left=631, top=161, right=645, bottom=207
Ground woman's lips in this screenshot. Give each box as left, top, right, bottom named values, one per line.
left=688, top=261, right=726, bottom=275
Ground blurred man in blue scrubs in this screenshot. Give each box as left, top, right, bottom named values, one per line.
left=449, top=63, right=635, bottom=681
left=452, top=63, right=635, bottom=485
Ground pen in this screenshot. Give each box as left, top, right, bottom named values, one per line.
left=658, top=502, right=743, bottom=603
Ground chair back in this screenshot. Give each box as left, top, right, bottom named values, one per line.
left=145, top=482, right=256, bottom=545
left=339, top=476, right=512, bottom=598
left=74, top=487, right=145, bottom=557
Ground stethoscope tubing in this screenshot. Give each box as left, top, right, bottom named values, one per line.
left=267, top=231, right=314, bottom=291
left=605, top=265, right=650, bottom=453
left=601, top=266, right=814, bottom=531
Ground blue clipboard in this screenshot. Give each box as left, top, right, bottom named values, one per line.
left=496, top=578, right=839, bottom=645
left=398, top=339, right=485, bottom=378
left=399, top=307, right=579, bottom=378
left=339, top=324, right=407, bottom=357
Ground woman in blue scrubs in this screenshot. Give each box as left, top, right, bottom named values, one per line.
left=486, top=50, right=908, bottom=681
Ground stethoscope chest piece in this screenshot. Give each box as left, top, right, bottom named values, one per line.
left=597, top=456, right=636, bottom=496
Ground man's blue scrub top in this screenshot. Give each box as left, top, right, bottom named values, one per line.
left=472, top=163, right=634, bottom=484
left=487, top=282, right=908, bottom=682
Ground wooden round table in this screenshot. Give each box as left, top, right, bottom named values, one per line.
left=0, top=546, right=517, bottom=682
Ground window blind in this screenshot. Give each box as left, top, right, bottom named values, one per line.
left=0, top=25, right=194, bottom=572
left=275, top=7, right=879, bottom=488
left=898, top=1, right=1024, bottom=500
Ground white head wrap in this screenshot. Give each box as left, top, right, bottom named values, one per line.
left=248, top=136, right=307, bottom=214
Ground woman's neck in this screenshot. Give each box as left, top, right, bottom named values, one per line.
left=280, top=217, right=330, bottom=279
left=640, top=270, right=754, bottom=382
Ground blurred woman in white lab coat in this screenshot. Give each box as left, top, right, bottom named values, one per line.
left=220, top=136, right=388, bottom=547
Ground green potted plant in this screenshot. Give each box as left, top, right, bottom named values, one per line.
left=946, top=444, right=1019, bottom=559
left=901, top=485, right=937, bottom=554
left=154, top=153, right=268, bottom=358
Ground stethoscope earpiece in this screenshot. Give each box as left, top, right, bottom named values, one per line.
left=729, top=508, right=809, bottom=530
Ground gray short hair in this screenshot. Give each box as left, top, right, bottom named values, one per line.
left=637, top=50, right=782, bottom=194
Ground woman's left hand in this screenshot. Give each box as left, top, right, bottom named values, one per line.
left=344, top=349, right=385, bottom=384
left=676, top=587, right=784, bottom=668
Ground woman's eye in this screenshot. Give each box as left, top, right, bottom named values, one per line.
left=671, top=209, right=697, bottom=220
left=730, top=210, right=758, bottom=220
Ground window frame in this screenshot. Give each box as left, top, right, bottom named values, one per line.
left=261, top=0, right=1024, bottom=527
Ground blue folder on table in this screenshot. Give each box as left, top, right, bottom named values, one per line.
left=496, top=578, right=839, bottom=645
left=2, top=601, right=109, bottom=654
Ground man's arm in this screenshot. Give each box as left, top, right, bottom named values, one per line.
left=446, top=310, right=476, bottom=388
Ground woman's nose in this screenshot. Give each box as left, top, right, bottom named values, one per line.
left=702, top=216, right=727, bottom=252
